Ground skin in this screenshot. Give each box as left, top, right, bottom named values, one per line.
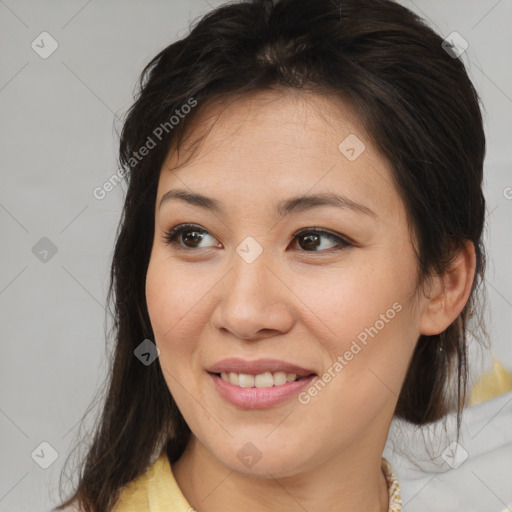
left=145, top=88, right=476, bottom=512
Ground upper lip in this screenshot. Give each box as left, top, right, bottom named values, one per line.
left=208, top=358, right=316, bottom=377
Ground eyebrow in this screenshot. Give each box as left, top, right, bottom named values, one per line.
left=159, top=189, right=377, bottom=218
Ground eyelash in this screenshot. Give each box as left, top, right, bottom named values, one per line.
left=161, top=223, right=353, bottom=253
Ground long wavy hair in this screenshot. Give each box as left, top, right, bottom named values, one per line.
left=57, top=0, right=487, bottom=510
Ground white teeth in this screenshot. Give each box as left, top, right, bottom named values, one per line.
left=254, top=372, right=274, bottom=388
left=273, top=371, right=287, bottom=385
left=219, top=371, right=300, bottom=387
left=238, top=374, right=255, bottom=387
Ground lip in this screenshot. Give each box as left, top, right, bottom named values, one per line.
left=207, top=358, right=316, bottom=377
left=207, top=358, right=317, bottom=410
left=208, top=372, right=316, bottom=409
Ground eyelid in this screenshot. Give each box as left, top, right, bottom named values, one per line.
left=289, top=227, right=353, bottom=253
left=161, top=223, right=219, bottom=250
left=162, top=223, right=354, bottom=252
left=292, top=227, right=355, bottom=246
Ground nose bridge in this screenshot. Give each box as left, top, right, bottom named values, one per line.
left=226, top=243, right=272, bottom=311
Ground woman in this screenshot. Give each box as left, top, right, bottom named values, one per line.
left=56, top=0, right=487, bottom=510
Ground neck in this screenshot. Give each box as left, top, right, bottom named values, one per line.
left=173, top=433, right=390, bottom=512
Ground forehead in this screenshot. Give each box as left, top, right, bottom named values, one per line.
left=158, top=89, right=404, bottom=222
left=166, top=89, right=366, bottom=166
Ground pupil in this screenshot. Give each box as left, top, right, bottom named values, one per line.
left=301, top=233, right=319, bottom=250
left=184, top=231, right=202, bottom=247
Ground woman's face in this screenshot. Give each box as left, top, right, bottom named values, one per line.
left=146, top=89, right=429, bottom=477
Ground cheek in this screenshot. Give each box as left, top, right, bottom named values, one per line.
left=145, top=253, right=221, bottom=439
left=293, top=286, right=417, bottom=444
left=299, top=258, right=413, bottom=333
left=146, top=254, right=200, bottom=336
left=145, top=252, right=220, bottom=377
left=145, top=255, right=193, bottom=359
left=298, top=254, right=419, bottom=393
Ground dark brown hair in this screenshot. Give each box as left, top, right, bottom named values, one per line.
left=57, top=0, right=486, bottom=510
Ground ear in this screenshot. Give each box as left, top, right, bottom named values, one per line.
left=419, top=241, right=477, bottom=336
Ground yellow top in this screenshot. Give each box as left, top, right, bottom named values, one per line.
left=468, top=359, right=512, bottom=406
left=111, top=452, right=402, bottom=512
left=110, top=451, right=191, bottom=511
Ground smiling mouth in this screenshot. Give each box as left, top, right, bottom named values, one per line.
left=211, top=371, right=315, bottom=388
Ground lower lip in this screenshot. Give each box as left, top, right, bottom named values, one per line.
left=208, top=372, right=316, bottom=409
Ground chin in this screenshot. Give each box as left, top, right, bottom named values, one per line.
left=205, top=431, right=316, bottom=479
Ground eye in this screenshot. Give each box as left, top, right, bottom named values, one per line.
left=289, top=228, right=352, bottom=252
left=162, top=224, right=353, bottom=253
left=162, top=223, right=221, bottom=250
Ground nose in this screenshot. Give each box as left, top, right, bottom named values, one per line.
left=210, top=250, right=295, bottom=341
